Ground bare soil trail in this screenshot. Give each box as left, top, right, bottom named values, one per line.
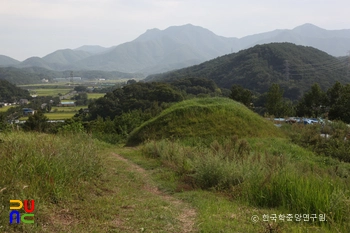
left=112, top=153, right=197, bottom=233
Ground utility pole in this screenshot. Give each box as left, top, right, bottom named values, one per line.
left=284, top=60, right=290, bottom=81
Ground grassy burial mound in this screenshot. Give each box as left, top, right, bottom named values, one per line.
left=126, top=97, right=284, bottom=146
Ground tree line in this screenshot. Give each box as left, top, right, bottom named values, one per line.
left=230, top=82, right=350, bottom=123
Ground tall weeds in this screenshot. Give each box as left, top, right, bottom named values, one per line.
left=0, top=131, right=102, bottom=229
left=142, top=137, right=350, bottom=225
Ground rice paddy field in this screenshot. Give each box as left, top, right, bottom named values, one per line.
left=44, top=112, right=76, bottom=120
left=19, top=112, right=76, bottom=121
left=32, top=88, right=73, bottom=97
left=87, top=93, right=105, bottom=99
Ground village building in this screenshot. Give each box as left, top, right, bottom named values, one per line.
left=22, top=108, right=35, bottom=116
left=58, top=102, right=76, bottom=107
left=19, top=99, right=29, bottom=105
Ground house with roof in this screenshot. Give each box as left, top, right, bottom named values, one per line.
left=19, top=99, right=29, bottom=105
left=23, top=108, right=35, bottom=116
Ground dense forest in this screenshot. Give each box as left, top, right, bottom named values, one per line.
left=0, top=79, right=30, bottom=102
left=147, top=43, right=350, bottom=99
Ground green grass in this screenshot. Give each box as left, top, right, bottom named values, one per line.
left=20, top=113, right=76, bottom=121
left=2, top=129, right=349, bottom=232
left=0, top=106, right=13, bottom=112
left=139, top=136, right=350, bottom=229
left=118, top=145, right=349, bottom=232
left=0, top=132, right=102, bottom=232
left=20, top=113, right=76, bottom=120
left=87, top=93, right=105, bottom=99
left=127, top=97, right=284, bottom=146
left=0, top=133, right=194, bottom=232
left=45, top=113, right=75, bottom=120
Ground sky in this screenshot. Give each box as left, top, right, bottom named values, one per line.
left=1, top=0, right=349, bottom=61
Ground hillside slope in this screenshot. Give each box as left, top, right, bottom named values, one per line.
left=0, top=55, right=20, bottom=66
left=0, top=79, right=30, bottom=101
left=146, top=43, right=350, bottom=97
left=43, top=49, right=92, bottom=65
left=126, top=97, right=284, bottom=146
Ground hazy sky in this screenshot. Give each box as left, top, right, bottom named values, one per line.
left=1, top=0, right=349, bottom=61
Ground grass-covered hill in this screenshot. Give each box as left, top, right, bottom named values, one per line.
left=146, top=43, right=350, bottom=98
left=126, top=97, right=284, bottom=146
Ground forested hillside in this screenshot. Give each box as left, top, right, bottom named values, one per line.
left=146, top=43, right=350, bottom=99
left=0, top=79, right=30, bottom=102
left=0, top=66, right=141, bottom=85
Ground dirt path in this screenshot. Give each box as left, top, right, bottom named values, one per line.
left=112, top=153, right=197, bottom=233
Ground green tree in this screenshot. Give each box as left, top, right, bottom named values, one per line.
left=326, top=81, right=343, bottom=106
left=74, top=85, right=88, bottom=92
left=266, top=84, right=284, bottom=116
left=230, top=84, right=252, bottom=107
left=23, top=110, right=49, bottom=132
left=328, top=84, right=350, bottom=123
left=127, top=79, right=137, bottom=85
left=88, top=82, right=183, bottom=120
left=73, top=93, right=88, bottom=106
left=296, top=83, right=326, bottom=117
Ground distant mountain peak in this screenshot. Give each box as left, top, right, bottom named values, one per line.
left=74, top=45, right=108, bottom=54
left=145, top=28, right=161, bottom=32
left=294, top=23, right=322, bottom=29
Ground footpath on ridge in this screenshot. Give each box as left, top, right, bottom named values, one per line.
left=112, top=153, right=197, bottom=233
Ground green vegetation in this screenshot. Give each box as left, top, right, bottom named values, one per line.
left=87, top=82, right=184, bottom=120
left=32, top=88, right=72, bottom=97
left=0, top=133, right=196, bottom=232
left=282, top=122, right=350, bottom=162
left=86, top=93, right=105, bottom=99
left=2, top=42, right=350, bottom=232
left=0, top=132, right=102, bottom=232
left=20, top=113, right=76, bottom=121
left=51, top=106, right=88, bottom=112
left=45, top=113, right=76, bottom=120
left=0, top=67, right=59, bottom=84
left=0, top=66, right=142, bottom=85
left=2, top=91, right=350, bottom=232
left=127, top=97, right=284, bottom=146
left=0, top=105, right=12, bottom=112
left=0, top=79, right=30, bottom=102
left=147, top=43, right=350, bottom=98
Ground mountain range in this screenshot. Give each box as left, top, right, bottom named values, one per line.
left=1, top=23, right=350, bottom=75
